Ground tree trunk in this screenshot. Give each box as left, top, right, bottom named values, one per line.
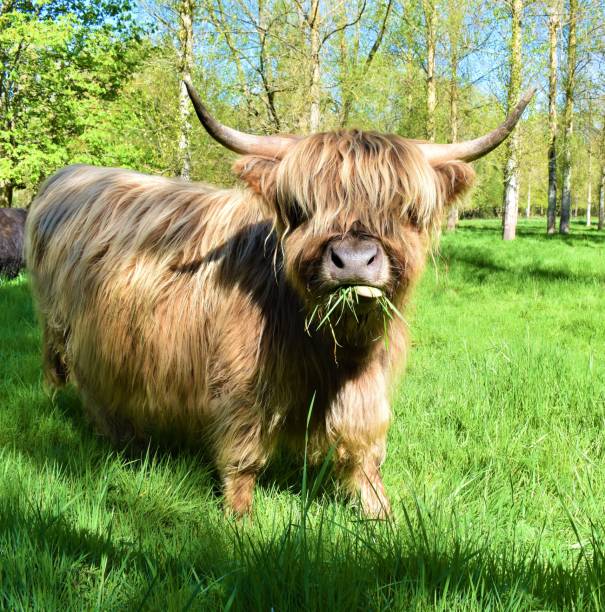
left=502, top=156, right=519, bottom=240
left=546, top=6, right=559, bottom=234
left=423, top=0, right=437, bottom=142
left=308, top=0, right=321, bottom=133
left=446, top=207, right=458, bottom=231
left=559, top=0, right=577, bottom=234
left=586, top=151, right=592, bottom=226
left=598, top=123, right=605, bottom=231
left=210, top=0, right=258, bottom=129
left=445, top=48, right=459, bottom=232
left=258, top=3, right=282, bottom=131
left=178, top=0, right=195, bottom=181
left=502, top=0, right=523, bottom=241
left=598, top=163, right=605, bottom=230
left=339, top=17, right=358, bottom=128
left=526, top=181, right=531, bottom=218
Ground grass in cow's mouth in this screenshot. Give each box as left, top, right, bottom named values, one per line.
left=304, top=286, right=406, bottom=350
left=304, top=286, right=360, bottom=334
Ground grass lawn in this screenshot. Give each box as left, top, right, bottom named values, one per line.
left=1, top=218, right=604, bottom=610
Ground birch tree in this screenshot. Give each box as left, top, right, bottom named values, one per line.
left=586, top=142, right=592, bottom=226
left=443, top=0, right=487, bottom=231
left=559, top=0, right=577, bottom=234
left=598, top=163, right=605, bottom=231
left=422, top=0, right=438, bottom=141
left=338, top=0, right=394, bottom=127
left=306, top=0, right=321, bottom=131
left=296, top=0, right=368, bottom=132
left=546, top=1, right=561, bottom=234
left=177, top=0, right=195, bottom=180
left=598, top=121, right=605, bottom=230
left=207, top=0, right=365, bottom=133
left=206, top=0, right=300, bottom=132
left=445, top=21, right=460, bottom=230
left=502, top=0, right=523, bottom=241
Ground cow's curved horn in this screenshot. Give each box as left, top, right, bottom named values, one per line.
left=417, top=87, right=536, bottom=164
left=184, top=79, right=299, bottom=159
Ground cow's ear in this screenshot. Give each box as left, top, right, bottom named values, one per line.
left=432, top=161, right=476, bottom=206
left=233, top=156, right=279, bottom=200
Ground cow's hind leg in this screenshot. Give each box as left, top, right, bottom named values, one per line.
left=79, top=389, right=143, bottom=451
left=41, top=323, right=140, bottom=450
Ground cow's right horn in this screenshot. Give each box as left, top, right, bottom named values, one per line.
left=184, top=79, right=299, bottom=159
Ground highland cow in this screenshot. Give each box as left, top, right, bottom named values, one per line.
left=26, top=83, right=534, bottom=517
left=0, top=208, right=27, bottom=279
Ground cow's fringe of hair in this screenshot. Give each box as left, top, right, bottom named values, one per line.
left=273, top=130, right=447, bottom=240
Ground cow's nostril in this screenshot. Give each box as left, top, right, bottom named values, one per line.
left=331, top=248, right=345, bottom=269
left=367, top=254, right=375, bottom=266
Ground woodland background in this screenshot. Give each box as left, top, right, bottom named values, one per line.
left=1, top=0, right=604, bottom=239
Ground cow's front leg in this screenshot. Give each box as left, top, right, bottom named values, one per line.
left=211, top=410, right=268, bottom=517
left=222, top=468, right=258, bottom=517
left=337, top=449, right=392, bottom=519
left=327, top=362, right=392, bottom=519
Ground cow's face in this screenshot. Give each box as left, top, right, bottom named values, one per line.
left=235, top=131, right=474, bottom=348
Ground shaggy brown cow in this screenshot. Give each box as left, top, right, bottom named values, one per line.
left=26, top=84, right=534, bottom=517
left=0, top=208, right=27, bottom=279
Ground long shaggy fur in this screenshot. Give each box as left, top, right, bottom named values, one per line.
left=0, top=208, right=27, bottom=278
left=26, top=131, right=474, bottom=516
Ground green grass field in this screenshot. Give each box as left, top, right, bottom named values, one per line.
left=1, top=218, right=604, bottom=610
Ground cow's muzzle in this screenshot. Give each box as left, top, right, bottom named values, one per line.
left=321, top=235, right=389, bottom=295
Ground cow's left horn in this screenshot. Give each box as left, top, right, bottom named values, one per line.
left=417, top=87, right=536, bottom=164
left=184, top=79, right=299, bottom=159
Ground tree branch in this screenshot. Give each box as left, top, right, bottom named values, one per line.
left=321, top=0, right=367, bottom=46
left=363, top=0, right=393, bottom=68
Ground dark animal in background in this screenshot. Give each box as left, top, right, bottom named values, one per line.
left=26, top=82, right=534, bottom=517
left=0, top=208, right=27, bottom=279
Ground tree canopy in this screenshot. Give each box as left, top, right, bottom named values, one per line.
left=1, top=0, right=604, bottom=235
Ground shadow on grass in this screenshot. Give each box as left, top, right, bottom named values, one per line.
left=1, top=488, right=604, bottom=610
left=17, top=384, right=341, bottom=506
left=439, top=247, right=605, bottom=285
left=443, top=248, right=605, bottom=284
left=456, top=221, right=605, bottom=246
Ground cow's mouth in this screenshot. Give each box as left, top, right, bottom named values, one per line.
left=327, top=284, right=386, bottom=314
left=347, top=285, right=384, bottom=299
left=324, top=283, right=386, bottom=304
